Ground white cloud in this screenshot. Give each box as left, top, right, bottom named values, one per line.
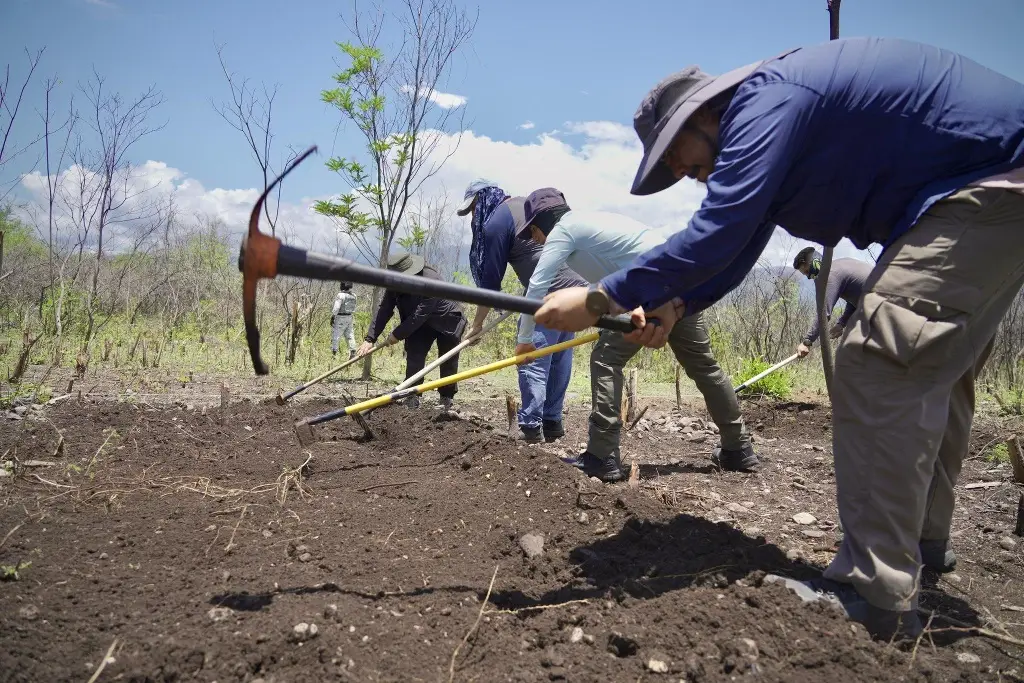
left=85, top=0, right=116, bottom=7
left=398, top=85, right=467, bottom=109
left=517, top=121, right=535, bottom=130
left=15, top=119, right=872, bottom=274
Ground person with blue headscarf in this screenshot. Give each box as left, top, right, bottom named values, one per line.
left=456, top=179, right=588, bottom=444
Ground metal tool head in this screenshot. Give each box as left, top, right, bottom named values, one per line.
left=294, top=419, right=318, bottom=447
left=238, top=146, right=318, bottom=375
left=275, top=393, right=287, bottom=406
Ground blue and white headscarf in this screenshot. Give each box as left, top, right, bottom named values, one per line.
left=467, top=183, right=509, bottom=287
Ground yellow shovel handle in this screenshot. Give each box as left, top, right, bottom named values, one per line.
left=345, top=331, right=599, bottom=415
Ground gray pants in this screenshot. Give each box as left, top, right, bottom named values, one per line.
left=825, top=186, right=1024, bottom=612
left=332, top=315, right=356, bottom=353
left=588, top=313, right=750, bottom=458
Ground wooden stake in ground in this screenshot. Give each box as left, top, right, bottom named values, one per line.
left=1015, top=493, right=1024, bottom=538
left=623, top=368, right=638, bottom=424
left=219, top=383, right=230, bottom=425
left=505, top=394, right=518, bottom=435
left=675, top=364, right=682, bottom=409
left=1006, top=436, right=1024, bottom=484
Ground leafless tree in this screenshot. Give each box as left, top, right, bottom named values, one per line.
left=39, top=75, right=77, bottom=309
left=0, top=47, right=46, bottom=202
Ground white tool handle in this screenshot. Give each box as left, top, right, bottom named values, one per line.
left=733, top=353, right=800, bottom=393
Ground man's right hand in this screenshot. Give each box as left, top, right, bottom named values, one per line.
left=797, top=343, right=811, bottom=358
left=356, top=341, right=375, bottom=357
left=466, top=325, right=484, bottom=346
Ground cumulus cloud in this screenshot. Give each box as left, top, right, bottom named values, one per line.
left=16, top=119, right=871, bottom=271
left=517, top=121, right=535, bottom=130
left=398, top=85, right=467, bottom=109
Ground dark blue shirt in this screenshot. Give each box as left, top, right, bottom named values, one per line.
left=475, top=198, right=588, bottom=293
left=601, top=37, right=1024, bottom=315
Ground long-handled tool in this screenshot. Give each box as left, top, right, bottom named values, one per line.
left=733, top=353, right=800, bottom=394
left=275, top=343, right=388, bottom=405
left=294, top=331, right=598, bottom=446
left=238, top=147, right=638, bottom=377
left=392, top=310, right=513, bottom=394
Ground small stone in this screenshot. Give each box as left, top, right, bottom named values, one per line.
left=519, top=532, right=545, bottom=559
left=812, top=445, right=824, bottom=452
left=999, top=536, right=1017, bottom=551
left=801, top=529, right=826, bottom=539
left=570, top=627, right=584, bottom=643
left=208, top=607, right=232, bottom=622
left=802, top=443, right=814, bottom=450
left=645, top=653, right=669, bottom=673
left=13, top=406, right=28, bottom=415
left=956, top=652, right=981, bottom=664
left=744, top=526, right=762, bottom=538
left=291, top=622, right=319, bottom=642
left=785, top=548, right=807, bottom=562
left=945, top=573, right=963, bottom=584
left=99, top=552, right=109, bottom=560
left=738, top=638, right=759, bottom=660
left=583, top=634, right=595, bottom=645
left=726, top=503, right=750, bottom=515
left=262, top=529, right=273, bottom=538
left=576, top=512, right=589, bottom=525
left=18, top=605, right=39, bottom=620
left=324, top=604, right=338, bottom=620
left=687, top=432, right=707, bottom=444
left=205, top=524, right=217, bottom=532
left=792, top=512, right=817, bottom=525
left=294, top=544, right=309, bottom=555
left=440, top=607, right=452, bottom=616
left=299, top=552, right=313, bottom=563
left=594, top=522, right=609, bottom=534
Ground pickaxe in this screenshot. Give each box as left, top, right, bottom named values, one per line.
left=294, top=331, right=599, bottom=446
left=239, top=146, right=638, bottom=376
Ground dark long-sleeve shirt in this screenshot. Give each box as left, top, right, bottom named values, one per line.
left=475, top=197, right=588, bottom=293
left=801, top=258, right=872, bottom=345
left=365, top=265, right=465, bottom=342
left=599, top=37, right=1024, bottom=316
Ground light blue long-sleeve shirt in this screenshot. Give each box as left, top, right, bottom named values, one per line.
left=517, top=210, right=664, bottom=344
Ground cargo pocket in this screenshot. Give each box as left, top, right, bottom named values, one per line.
left=855, top=292, right=964, bottom=370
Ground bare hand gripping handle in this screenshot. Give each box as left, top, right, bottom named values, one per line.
left=238, top=146, right=637, bottom=375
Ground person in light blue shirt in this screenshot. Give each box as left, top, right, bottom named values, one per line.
left=533, top=37, right=1024, bottom=641
left=514, top=188, right=754, bottom=482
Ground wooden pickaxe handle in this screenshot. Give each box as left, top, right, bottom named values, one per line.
left=276, top=342, right=387, bottom=405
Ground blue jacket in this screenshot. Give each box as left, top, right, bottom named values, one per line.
left=601, top=37, right=1024, bottom=315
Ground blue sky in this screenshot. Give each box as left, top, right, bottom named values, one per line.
left=3, top=0, right=1023, bottom=259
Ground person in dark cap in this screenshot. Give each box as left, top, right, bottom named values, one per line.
left=533, top=37, right=1024, bottom=640
left=516, top=188, right=756, bottom=482
left=357, top=251, right=467, bottom=410
left=331, top=281, right=358, bottom=359
left=791, top=247, right=873, bottom=361
left=459, top=182, right=589, bottom=444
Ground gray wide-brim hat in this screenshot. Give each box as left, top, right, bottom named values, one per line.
left=386, top=251, right=425, bottom=275
left=631, top=59, right=766, bottom=196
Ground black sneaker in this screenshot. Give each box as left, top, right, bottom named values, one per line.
left=405, top=395, right=421, bottom=409
left=919, top=539, right=957, bottom=573
left=519, top=426, right=543, bottom=443
left=542, top=419, right=565, bottom=442
left=561, top=451, right=625, bottom=483
left=439, top=396, right=454, bottom=412
left=712, top=444, right=759, bottom=472
left=764, top=574, right=923, bottom=641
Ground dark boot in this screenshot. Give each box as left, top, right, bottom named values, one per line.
left=405, top=395, right=421, bottom=409
left=765, top=574, right=923, bottom=641
left=919, top=539, right=957, bottom=573
left=561, top=451, right=625, bottom=483
left=543, top=419, right=565, bottom=442
left=518, top=426, right=543, bottom=444
left=712, top=444, right=760, bottom=472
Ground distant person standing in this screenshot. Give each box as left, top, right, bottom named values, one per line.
left=332, top=281, right=358, bottom=359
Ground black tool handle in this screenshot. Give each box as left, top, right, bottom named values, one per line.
left=276, top=245, right=638, bottom=334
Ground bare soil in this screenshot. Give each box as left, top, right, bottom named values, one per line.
left=1, top=389, right=1023, bottom=682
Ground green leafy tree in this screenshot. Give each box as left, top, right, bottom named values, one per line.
left=314, top=0, right=475, bottom=378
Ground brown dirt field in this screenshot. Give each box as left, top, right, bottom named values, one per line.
left=1, top=390, right=1023, bottom=682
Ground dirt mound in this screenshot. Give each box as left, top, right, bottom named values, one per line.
left=0, top=397, right=1005, bottom=681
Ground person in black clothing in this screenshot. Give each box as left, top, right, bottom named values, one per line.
left=356, top=251, right=467, bottom=410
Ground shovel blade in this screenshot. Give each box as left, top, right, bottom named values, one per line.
left=294, top=419, right=318, bottom=447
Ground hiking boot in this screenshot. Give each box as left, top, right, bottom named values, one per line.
left=439, top=396, right=454, bottom=412
left=543, top=419, right=565, bottom=442
left=518, top=426, right=543, bottom=444
left=405, top=395, right=421, bottom=409
left=561, top=451, right=625, bottom=483
left=919, top=539, right=957, bottom=573
left=764, top=574, right=923, bottom=641
left=712, top=444, right=760, bottom=472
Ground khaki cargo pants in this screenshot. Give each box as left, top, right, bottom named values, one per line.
left=588, top=312, right=750, bottom=458
left=825, top=187, right=1024, bottom=612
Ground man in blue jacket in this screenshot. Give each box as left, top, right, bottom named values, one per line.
left=458, top=180, right=588, bottom=443
left=533, top=37, right=1024, bottom=640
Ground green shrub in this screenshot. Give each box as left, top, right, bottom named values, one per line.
left=986, top=442, right=1010, bottom=464
left=734, top=357, right=792, bottom=399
